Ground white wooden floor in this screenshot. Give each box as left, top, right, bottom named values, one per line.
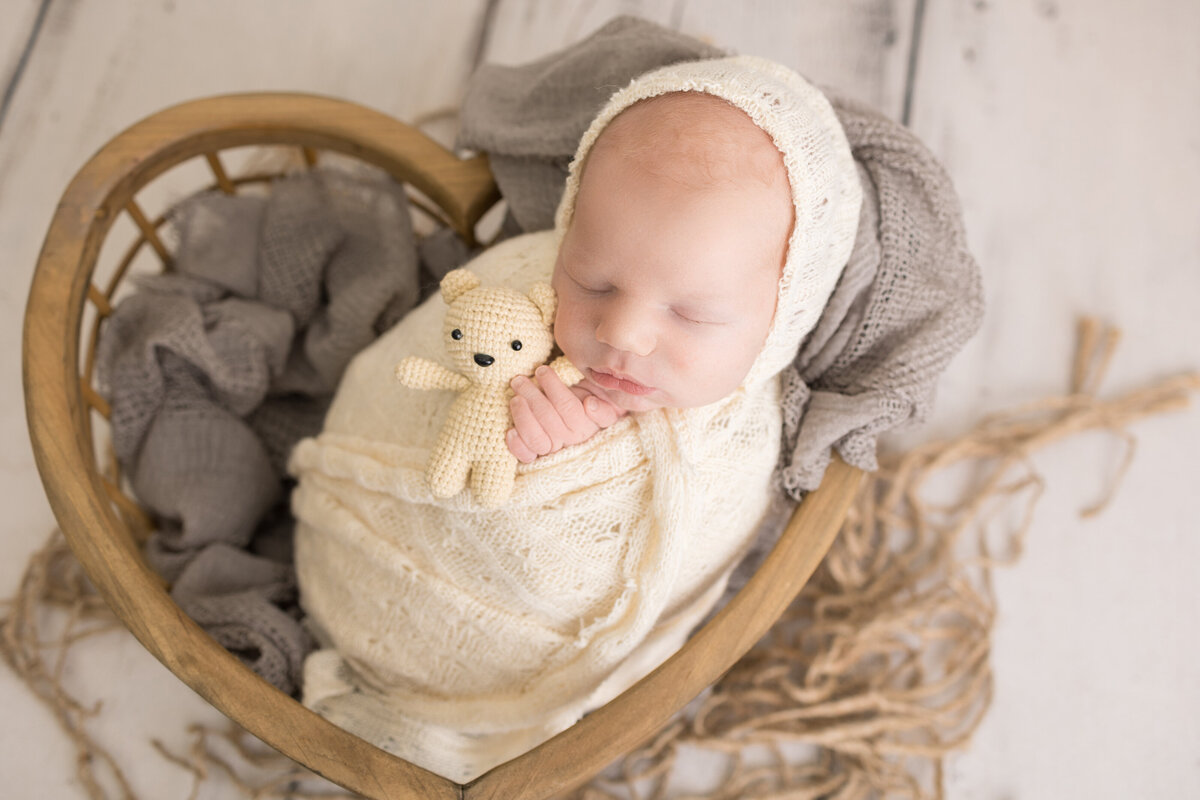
left=2, top=1, right=1197, bottom=797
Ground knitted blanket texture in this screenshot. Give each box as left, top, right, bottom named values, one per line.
left=92, top=12, right=982, bottom=777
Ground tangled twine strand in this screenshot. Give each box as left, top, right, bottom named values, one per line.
left=2, top=318, right=1197, bottom=800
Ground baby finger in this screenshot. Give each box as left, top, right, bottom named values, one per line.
left=582, top=394, right=623, bottom=428
left=511, top=379, right=571, bottom=450
left=510, top=395, right=555, bottom=456
left=505, top=427, right=539, bottom=464
left=534, top=366, right=593, bottom=435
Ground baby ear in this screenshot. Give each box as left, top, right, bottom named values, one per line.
left=440, top=269, right=480, bottom=305
left=528, top=282, right=557, bottom=327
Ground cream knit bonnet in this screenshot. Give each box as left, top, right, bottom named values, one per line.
left=554, top=55, right=862, bottom=390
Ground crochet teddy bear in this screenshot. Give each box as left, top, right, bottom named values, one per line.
left=394, top=268, right=583, bottom=507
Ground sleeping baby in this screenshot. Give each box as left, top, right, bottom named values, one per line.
left=287, top=55, right=862, bottom=781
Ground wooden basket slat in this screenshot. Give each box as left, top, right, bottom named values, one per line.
left=406, top=189, right=455, bottom=231
left=81, top=381, right=110, bottom=418
left=203, top=151, right=237, bottom=195
left=86, top=284, right=112, bottom=316
left=100, top=475, right=155, bottom=546
left=125, top=198, right=173, bottom=266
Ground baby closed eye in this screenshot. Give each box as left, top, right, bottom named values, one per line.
left=671, top=307, right=728, bottom=326
left=568, top=273, right=611, bottom=296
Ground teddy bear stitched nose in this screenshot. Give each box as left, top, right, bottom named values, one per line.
left=474, top=353, right=495, bottom=367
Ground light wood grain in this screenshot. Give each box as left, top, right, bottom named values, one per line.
left=10, top=3, right=1194, bottom=798
left=0, top=0, right=43, bottom=99
left=678, top=0, right=918, bottom=119
left=909, top=1, right=1200, bottom=796
left=908, top=0, right=1200, bottom=436
left=484, top=0, right=918, bottom=119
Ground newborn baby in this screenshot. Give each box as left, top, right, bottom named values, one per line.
left=288, top=56, right=861, bottom=781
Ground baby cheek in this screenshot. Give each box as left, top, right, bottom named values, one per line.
left=729, top=321, right=770, bottom=369
left=682, top=328, right=761, bottom=401
left=553, top=298, right=592, bottom=363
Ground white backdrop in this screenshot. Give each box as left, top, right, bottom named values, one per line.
left=1, top=2, right=1196, bottom=797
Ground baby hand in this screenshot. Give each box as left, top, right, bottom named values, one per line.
left=506, top=366, right=626, bottom=463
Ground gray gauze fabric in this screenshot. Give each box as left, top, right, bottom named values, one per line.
left=457, top=15, right=984, bottom=499
left=96, top=169, right=422, bottom=694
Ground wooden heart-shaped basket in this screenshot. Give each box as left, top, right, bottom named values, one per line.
left=22, top=93, right=864, bottom=799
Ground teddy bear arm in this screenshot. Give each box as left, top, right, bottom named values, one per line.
left=548, top=356, right=585, bottom=387
left=395, top=357, right=470, bottom=392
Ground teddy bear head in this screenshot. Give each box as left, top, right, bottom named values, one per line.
left=439, top=268, right=558, bottom=386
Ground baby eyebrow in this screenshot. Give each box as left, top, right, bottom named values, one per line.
left=673, top=286, right=738, bottom=306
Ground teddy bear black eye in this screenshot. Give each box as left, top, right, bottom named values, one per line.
left=451, top=329, right=463, bottom=340
left=511, top=340, right=522, bottom=351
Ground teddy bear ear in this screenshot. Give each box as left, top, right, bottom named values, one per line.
left=440, top=269, right=481, bottom=305
left=528, top=282, right=557, bottom=327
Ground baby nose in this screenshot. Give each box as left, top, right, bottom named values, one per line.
left=474, top=353, right=494, bottom=367
left=596, top=305, right=655, bottom=357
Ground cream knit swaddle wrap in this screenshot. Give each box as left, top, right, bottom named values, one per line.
left=289, top=56, right=861, bottom=781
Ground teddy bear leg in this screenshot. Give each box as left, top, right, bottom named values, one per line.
left=470, top=454, right=518, bottom=508
left=427, top=442, right=472, bottom=500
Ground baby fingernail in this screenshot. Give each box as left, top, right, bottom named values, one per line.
left=584, top=397, right=597, bottom=413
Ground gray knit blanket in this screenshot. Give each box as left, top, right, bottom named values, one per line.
left=95, top=16, right=982, bottom=694
left=97, top=170, right=430, bottom=694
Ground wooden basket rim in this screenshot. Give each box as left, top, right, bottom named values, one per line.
left=21, top=91, right=863, bottom=800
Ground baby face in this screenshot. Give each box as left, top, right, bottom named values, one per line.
left=552, top=94, right=793, bottom=412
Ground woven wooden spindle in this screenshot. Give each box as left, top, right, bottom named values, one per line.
left=81, top=382, right=111, bottom=419
left=204, top=152, right=237, bottom=195
left=406, top=190, right=455, bottom=231
left=81, top=286, right=114, bottom=449
left=125, top=199, right=172, bottom=266
left=100, top=476, right=156, bottom=546
left=87, top=284, right=112, bottom=317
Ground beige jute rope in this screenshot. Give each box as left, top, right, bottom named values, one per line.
left=2, top=318, right=1197, bottom=800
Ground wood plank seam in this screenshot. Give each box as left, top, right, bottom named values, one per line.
left=0, top=0, right=52, bottom=139
left=470, top=0, right=502, bottom=69
left=668, top=0, right=688, bottom=30
left=901, top=0, right=928, bottom=126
